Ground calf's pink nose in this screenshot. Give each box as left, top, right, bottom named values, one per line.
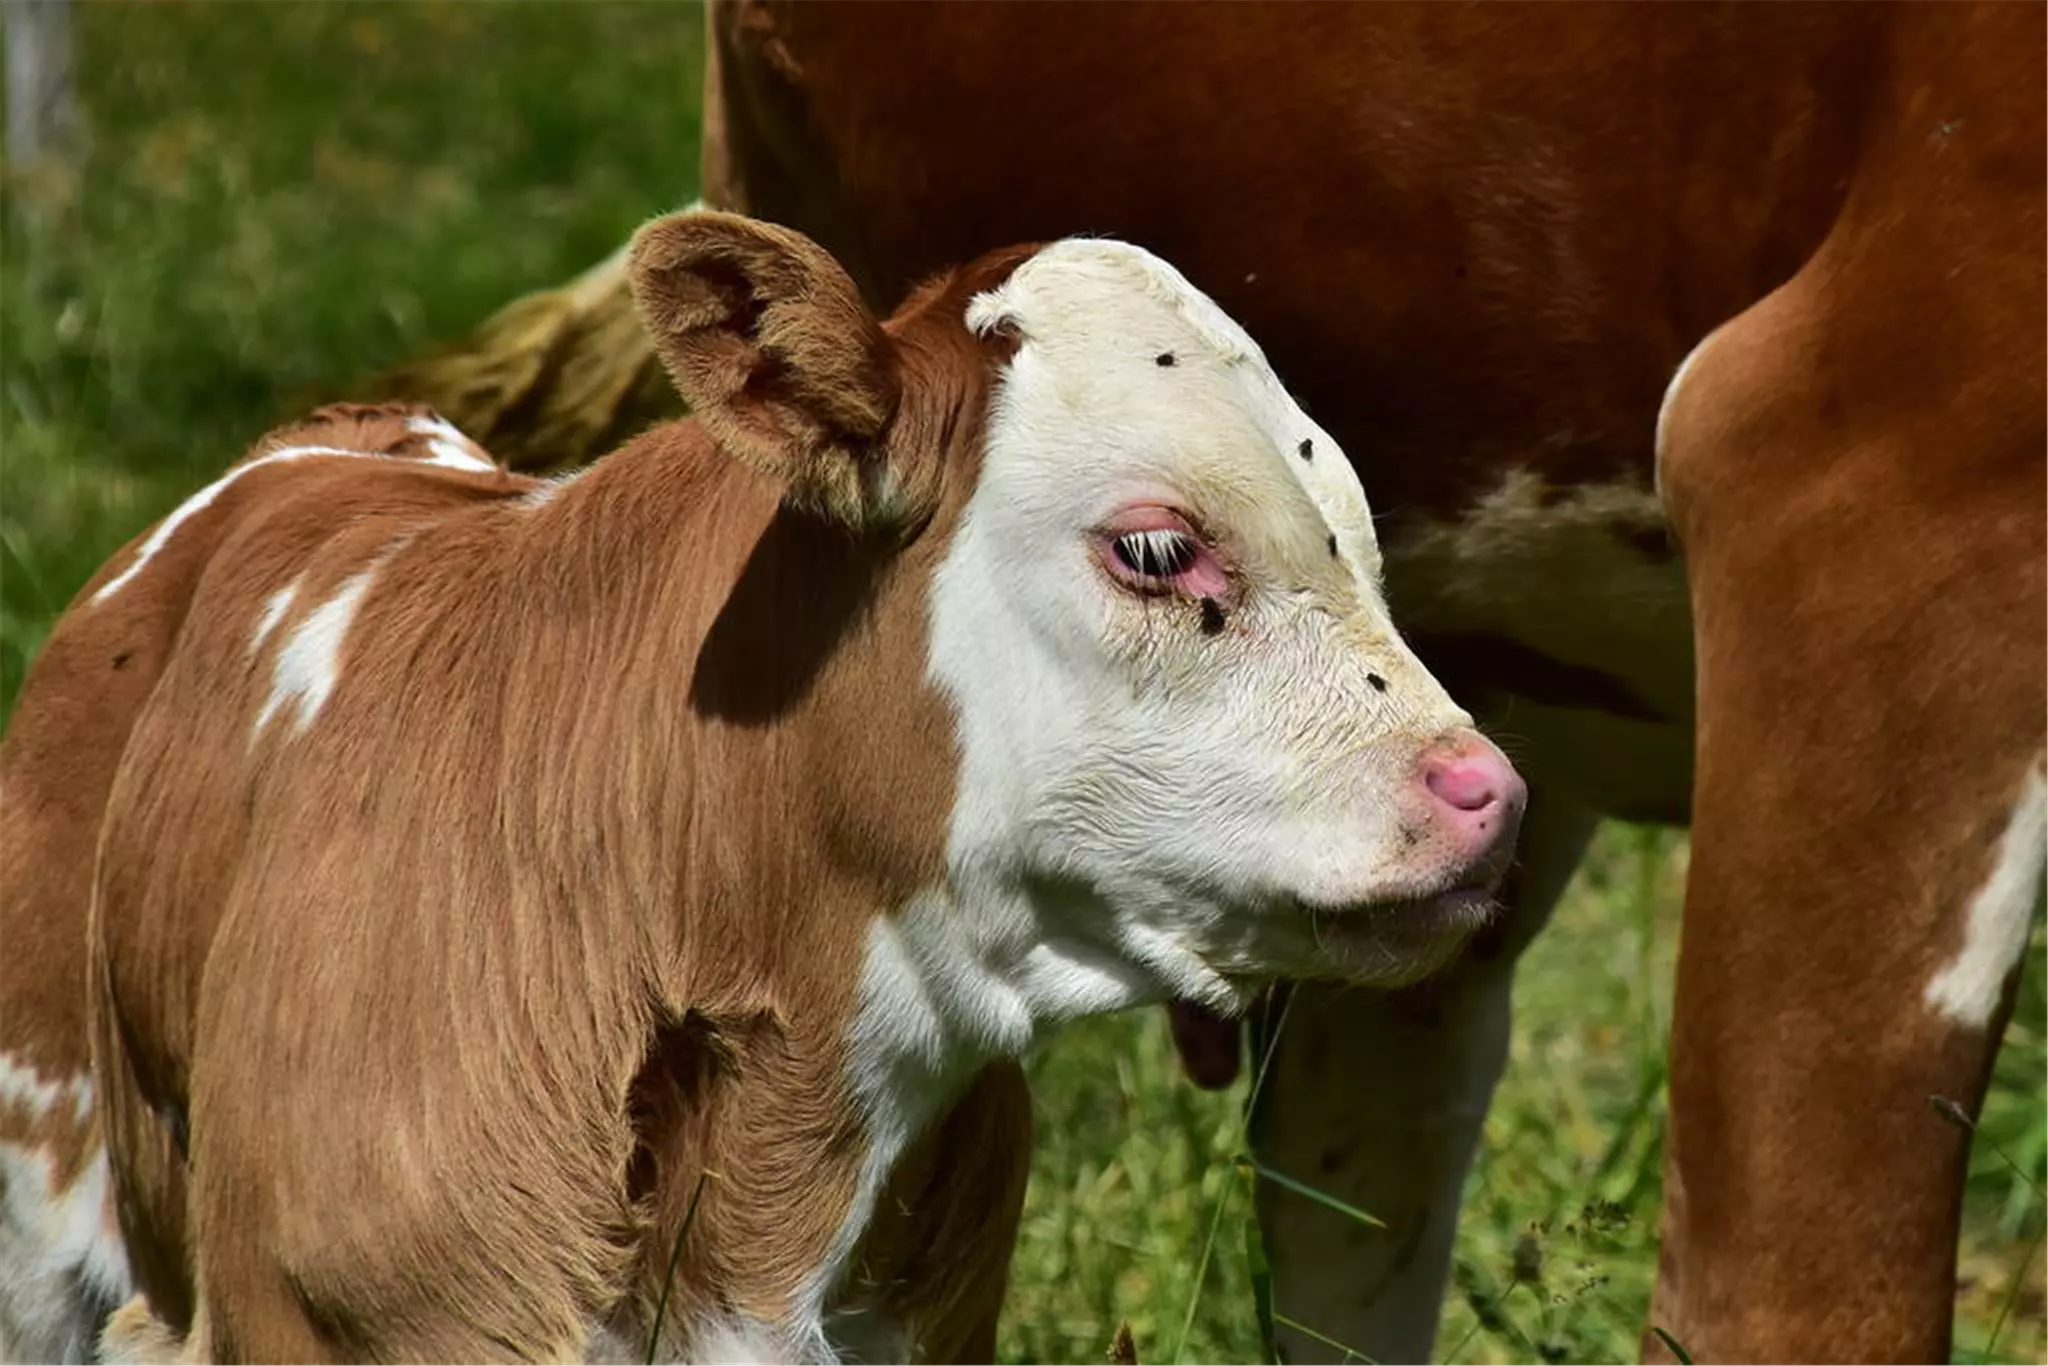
left=1422, top=739, right=1524, bottom=816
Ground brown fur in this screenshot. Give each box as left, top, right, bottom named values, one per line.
left=1, top=221, right=1045, bottom=1360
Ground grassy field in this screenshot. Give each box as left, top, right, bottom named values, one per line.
left=2, top=7, right=2040, bottom=1362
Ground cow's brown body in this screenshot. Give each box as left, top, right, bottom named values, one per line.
left=699, top=2, right=2045, bottom=1359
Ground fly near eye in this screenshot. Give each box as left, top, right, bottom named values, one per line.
left=1111, top=528, right=1197, bottom=578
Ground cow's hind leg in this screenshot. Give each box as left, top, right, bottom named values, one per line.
left=1254, top=786, right=1598, bottom=1364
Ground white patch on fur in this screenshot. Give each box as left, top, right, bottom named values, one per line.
left=836, top=886, right=1226, bottom=1268
left=684, top=1317, right=799, bottom=1365
left=247, top=577, right=302, bottom=657
left=253, top=564, right=378, bottom=738
left=0, top=1054, right=91, bottom=1124
left=92, top=424, right=493, bottom=606
left=89, top=445, right=373, bottom=605
left=585, top=1310, right=798, bottom=1359
left=833, top=920, right=994, bottom=1258
left=966, top=241, right=1380, bottom=576
left=0, top=1140, right=132, bottom=1365
left=806, top=892, right=1168, bottom=1359
left=522, top=469, right=587, bottom=510
left=581, top=1316, right=794, bottom=1366
left=404, top=414, right=498, bottom=473
left=1927, top=762, right=2047, bottom=1028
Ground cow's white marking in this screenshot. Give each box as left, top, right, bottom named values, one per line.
left=254, top=564, right=379, bottom=738
left=0, top=1139, right=131, bottom=1366
left=1654, top=324, right=1724, bottom=495
left=522, top=470, right=587, bottom=510
left=0, top=1057, right=122, bottom=1360
left=584, top=1311, right=796, bottom=1365
left=1926, top=761, right=2047, bottom=1028
left=89, top=445, right=377, bottom=606
left=683, top=1317, right=797, bottom=1365
left=812, top=890, right=1160, bottom=1359
left=798, top=907, right=977, bottom=1362
left=578, top=1322, right=635, bottom=1363
left=404, top=414, right=497, bottom=474
left=92, top=421, right=492, bottom=606
left=590, top=1313, right=800, bottom=1365
left=1385, top=470, right=1684, bottom=642
left=0, top=1053, right=91, bottom=1124
left=247, top=577, right=302, bottom=658
left=965, top=240, right=1380, bottom=576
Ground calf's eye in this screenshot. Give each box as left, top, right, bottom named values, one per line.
left=1097, top=507, right=1229, bottom=600
left=1111, top=528, right=1198, bottom=579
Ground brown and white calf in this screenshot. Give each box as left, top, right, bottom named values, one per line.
left=0, top=212, right=1522, bottom=1361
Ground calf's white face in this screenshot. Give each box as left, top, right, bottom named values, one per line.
left=929, top=241, right=1523, bottom=1013
left=628, top=213, right=1519, bottom=1018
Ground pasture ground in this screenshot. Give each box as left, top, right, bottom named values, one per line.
left=2, top=7, right=2040, bottom=1362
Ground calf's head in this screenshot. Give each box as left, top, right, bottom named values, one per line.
left=631, top=212, right=1523, bottom=1016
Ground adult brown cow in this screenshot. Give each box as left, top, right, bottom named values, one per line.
left=680, top=4, right=2044, bottom=1363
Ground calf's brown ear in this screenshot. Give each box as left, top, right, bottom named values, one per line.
left=629, top=210, right=907, bottom=530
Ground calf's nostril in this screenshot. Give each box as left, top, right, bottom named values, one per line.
left=1425, top=758, right=1500, bottom=813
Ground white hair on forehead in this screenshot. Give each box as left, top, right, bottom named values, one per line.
left=966, top=238, right=1264, bottom=366
left=962, top=235, right=1381, bottom=575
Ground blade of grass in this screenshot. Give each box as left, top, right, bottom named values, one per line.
left=1235, top=1155, right=1387, bottom=1229
left=1171, top=1146, right=1241, bottom=1366
left=1169, top=989, right=1296, bottom=1365
left=1650, top=1325, right=1695, bottom=1363
left=1440, top=1310, right=1484, bottom=1365
left=1938, top=1091, right=2048, bottom=1363
left=1244, top=1167, right=1277, bottom=1364
left=1271, top=1311, right=1376, bottom=1364
left=645, top=1169, right=715, bottom=1365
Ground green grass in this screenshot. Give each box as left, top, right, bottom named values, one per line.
left=1011, top=838, right=2046, bottom=1365
left=2, top=1, right=702, bottom=702
left=3, top=8, right=2040, bottom=1363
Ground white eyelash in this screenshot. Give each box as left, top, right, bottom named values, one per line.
left=1112, top=528, right=1197, bottom=578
